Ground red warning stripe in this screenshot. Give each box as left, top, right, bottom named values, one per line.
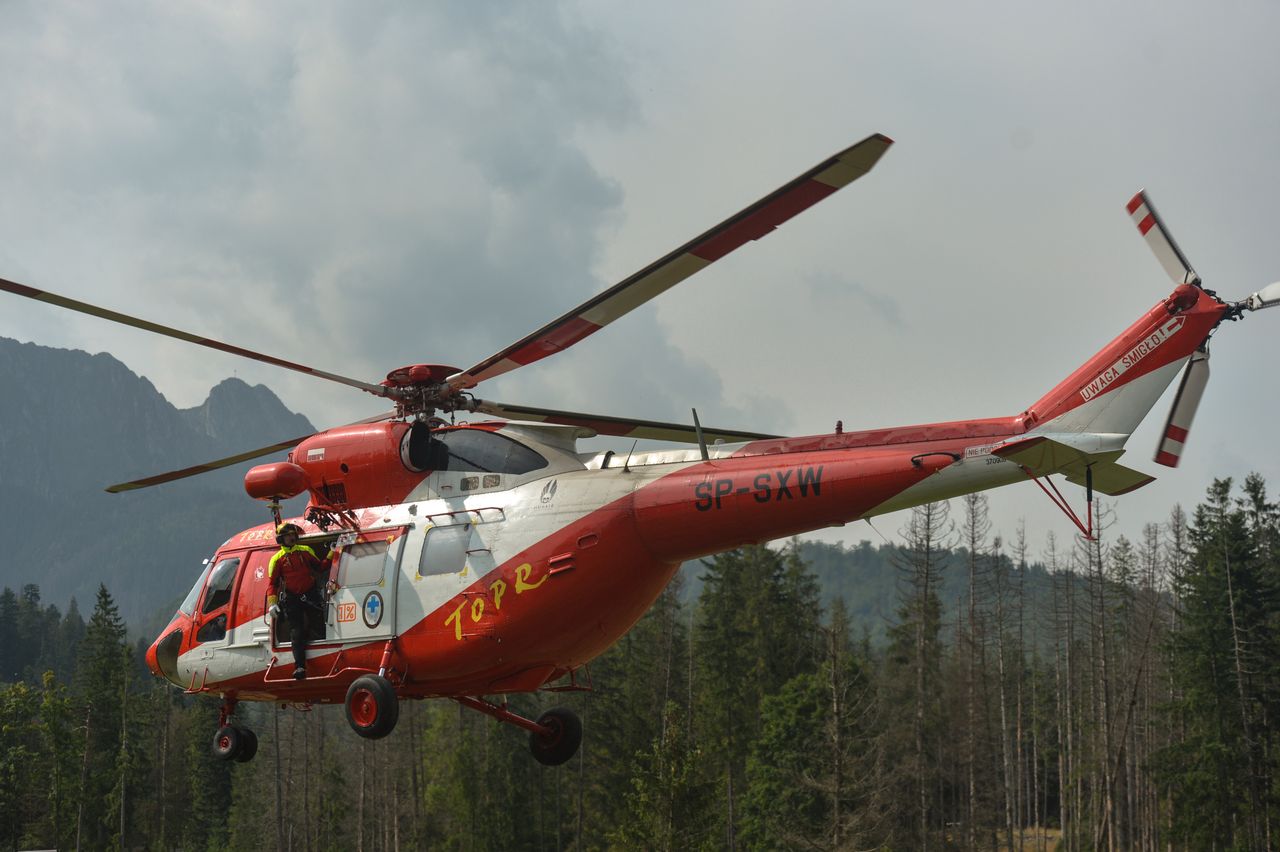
left=505, top=317, right=603, bottom=366
left=689, top=180, right=837, bottom=262
left=1155, top=450, right=1180, bottom=467
left=1165, top=424, right=1189, bottom=443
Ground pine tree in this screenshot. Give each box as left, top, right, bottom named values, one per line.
left=1156, top=478, right=1279, bottom=847
left=0, top=680, right=43, bottom=849
left=694, top=543, right=822, bottom=848
left=882, top=501, right=950, bottom=848
left=38, top=672, right=78, bottom=851
left=586, top=577, right=701, bottom=848
left=73, top=583, right=131, bottom=850
left=0, top=588, right=18, bottom=681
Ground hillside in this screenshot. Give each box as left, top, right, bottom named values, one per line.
left=0, top=337, right=313, bottom=624
left=682, top=537, right=1068, bottom=646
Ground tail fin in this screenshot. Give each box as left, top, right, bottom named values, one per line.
left=1022, top=286, right=1226, bottom=437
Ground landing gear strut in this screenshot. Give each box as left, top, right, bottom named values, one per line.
left=210, top=696, right=259, bottom=763
left=454, top=696, right=583, bottom=766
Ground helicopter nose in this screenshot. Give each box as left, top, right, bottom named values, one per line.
left=148, top=626, right=187, bottom=687
left=145, top=638, right=161, bottom=677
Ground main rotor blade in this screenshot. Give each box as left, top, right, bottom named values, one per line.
left=448, top=133, right=894, bottom=391
left=1154, top=349, right=1209, bottom=468
left=1126, top=191, right=1201, bottom=287
left=105, top=411, right=395, bottom=493
left=0, top=276, right=390, bottom=398
left=469, top=399, right=781, bottom=445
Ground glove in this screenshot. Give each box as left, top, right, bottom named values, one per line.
left=267, top=595, right=280, bottom=619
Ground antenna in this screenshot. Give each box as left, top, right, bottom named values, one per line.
left=863, top=517, right=891, bottom=545
left=622, top=440, right=639, bottom=473
left=691, top=408, right=709, bottom=461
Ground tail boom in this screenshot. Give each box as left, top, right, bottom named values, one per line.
left=1022, top=285, right=1227, bottom=437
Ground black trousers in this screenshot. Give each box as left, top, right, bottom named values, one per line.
left=281, top=588, right=323, bottom=669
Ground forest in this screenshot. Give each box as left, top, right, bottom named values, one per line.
left=1, top=475, right=1277, bottom=851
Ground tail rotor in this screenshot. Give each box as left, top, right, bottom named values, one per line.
left=1127, top=191, right=1278, bottom=467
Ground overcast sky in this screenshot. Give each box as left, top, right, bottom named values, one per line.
left=2, top=1, right=1278, bottom=554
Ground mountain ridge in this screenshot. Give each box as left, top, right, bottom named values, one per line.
left=0, top=336, right=314, bottom=624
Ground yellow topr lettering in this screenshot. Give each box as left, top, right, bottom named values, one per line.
left=445, top=600, right=466, bottom=640
left=470, top=598, right=485, bottom=622
left=515, top=563, right=548, bottom=594
left=490, top=579, right=507, bottom=610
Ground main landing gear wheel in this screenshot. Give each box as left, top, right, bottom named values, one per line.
left=529, top=707, right=582, bottom=766
left=234, top=728, right=259, bottom=763
left=211, top=725, right=258, bottom=762
left=345, top=674, right=400, bottom=739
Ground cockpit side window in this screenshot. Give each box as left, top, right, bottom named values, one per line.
left=179, top=561, right=215, bottom=617
left=201, top=558, right=241, bottom=615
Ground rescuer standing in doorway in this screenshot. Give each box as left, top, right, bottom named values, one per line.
left=268, top=522, right=330, bottom=680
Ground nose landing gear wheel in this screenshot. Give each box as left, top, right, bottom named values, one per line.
left=345, top=674, right=400, bottom=739
left=529, top=707, right=582, bottom=766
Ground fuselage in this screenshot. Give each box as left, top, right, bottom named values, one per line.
left=146, top=417, right=1028, bottom=704
left=146, top=284, right=1231, bottom=706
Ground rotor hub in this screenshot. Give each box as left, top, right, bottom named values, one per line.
left=381, top=364, right=468, bottom=417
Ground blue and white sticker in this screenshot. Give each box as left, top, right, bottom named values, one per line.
left=362, top=590, right=384, bottom=629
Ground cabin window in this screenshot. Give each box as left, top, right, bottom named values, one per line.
left=338, top=538, right=400, bottom=587
left=201, top=558, right=241, bottom=615
left=419, top=524, right=470, bottom=576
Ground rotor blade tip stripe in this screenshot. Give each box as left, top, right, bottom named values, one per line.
left=507, top=317, right=603, bottom=366
left=1165, top=424, right=1189, bottom=443
left=1125, top=194, right=1145, bottom=215
left=1137, top=214, right=1156, bottom=235
left=1155, top=450, right=1180, bottom=467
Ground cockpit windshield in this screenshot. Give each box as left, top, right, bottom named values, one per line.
left=178, top=560, right=215, bottom=617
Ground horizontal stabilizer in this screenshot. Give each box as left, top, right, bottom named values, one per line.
left=992, top=436, right=1155, bottom=496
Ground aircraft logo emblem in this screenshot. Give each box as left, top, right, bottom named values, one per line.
left=363, top=591, right=384, bottom=628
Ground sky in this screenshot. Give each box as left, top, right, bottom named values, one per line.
left=2, top=1, right=1278, bottom=556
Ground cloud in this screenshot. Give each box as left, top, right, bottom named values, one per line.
left=0, top=3, right=652, bottom=421
left=2, top=0, right=1279, bottom=552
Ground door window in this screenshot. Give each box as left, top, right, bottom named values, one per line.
left=336, top=530, right=405, bottom=587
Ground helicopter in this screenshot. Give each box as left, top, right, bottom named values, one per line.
left=3, top=133, right=1277, bottom=765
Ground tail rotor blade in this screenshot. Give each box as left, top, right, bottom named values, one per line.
left=1154, top=349, right=1210, bottom=468
left=1244, top=280, right=1280, bottom=312
left=1126, top=191, right=1201, bottom=287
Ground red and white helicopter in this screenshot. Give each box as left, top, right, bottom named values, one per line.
left=3, top=133, right=1276, bottom=765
